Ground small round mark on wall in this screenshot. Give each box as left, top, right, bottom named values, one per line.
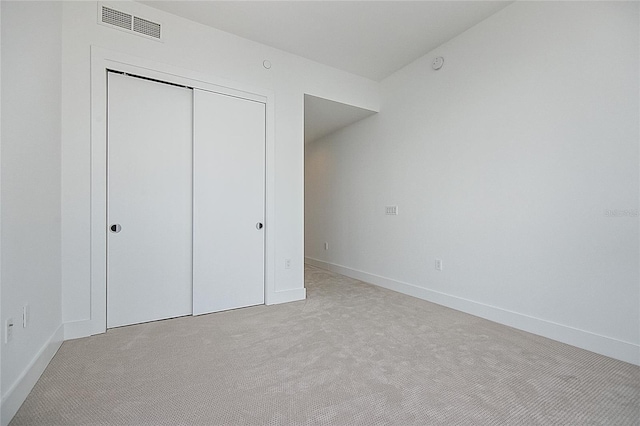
left=263, top=60, right=272, bottom=69
left=432, top=57, right=444, bottom=70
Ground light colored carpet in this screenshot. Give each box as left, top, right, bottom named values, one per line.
left=10, top=265, right=640, bottom=425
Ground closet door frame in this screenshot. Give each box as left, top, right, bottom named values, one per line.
left=81, top=46, right=276, bottom=337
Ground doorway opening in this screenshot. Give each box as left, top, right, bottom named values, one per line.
left=303, top=94, right=377, bottom=283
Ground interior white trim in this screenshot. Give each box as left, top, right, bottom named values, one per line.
left=0, top=325, right=63, bottom=426
left=305, top=257, right=640, bottom=366
left=88, top=46, right=276, bottom=337
left=267, top=288, right=307, bottom=305
left=63, top=319, right=95, bottom=341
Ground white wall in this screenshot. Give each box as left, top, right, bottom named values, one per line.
left=1, top=2, right=64, bottom=424
left=0, top=2, right=3, bottom=419
left=306, top=1, right=639, bottom=364
left=61, top=2, right=379, bottom=329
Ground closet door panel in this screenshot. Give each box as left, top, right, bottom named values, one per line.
left=107, top=73, right=193, bottom=328
left=193, top=89, right=266, bottom=315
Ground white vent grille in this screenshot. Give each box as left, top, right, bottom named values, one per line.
left=133, top=16, right=161, bottom=39
left=385, top=205, right=398, bottom=215
left=102, top=6, right=132, bottom=30
left=99, top=4, right=162, bottom=41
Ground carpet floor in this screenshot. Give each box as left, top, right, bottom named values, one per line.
left=10, top=265, right=640, bottom=425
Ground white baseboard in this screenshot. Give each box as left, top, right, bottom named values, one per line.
left=266, top=287, right=306, bottom=305
left=63, top=291, right=311, bottom=340
left=1, top=325, right=64, bottom=426
left=63, top=319, right=96, bottom=341
left=305, top=257, right=640, bottom=366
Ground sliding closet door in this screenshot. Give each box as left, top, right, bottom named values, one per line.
left=107, top=72, right=193, bottom=328
left=193, top=89, right=266, bottom=315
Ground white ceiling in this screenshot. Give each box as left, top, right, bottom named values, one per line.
left=305, top=94, right=377, bottom=143
left=142, top=1, right=513, bottom=82
left=141, top=1, right=513, bottom=143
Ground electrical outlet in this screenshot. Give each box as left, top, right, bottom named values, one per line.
left=435, top=259, right=443, bottom=271
left=324, top=242, right=329, bottom=250
left=284, top=259, right=291, bottom=269
left=23, top=304, right=30, bottom=328
left=5, top=318, right=14, bottom=343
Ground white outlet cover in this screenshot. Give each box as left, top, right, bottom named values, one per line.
left=432, top=57, right=444, bottom=70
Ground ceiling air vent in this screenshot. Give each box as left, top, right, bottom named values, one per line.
left=133, top=16, right=161, bottom=39
left=101, top=6, right=132, bottom=30
left=99, top=4, right=162, bottom=41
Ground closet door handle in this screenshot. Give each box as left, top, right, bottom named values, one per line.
left=256, top=222, right=263, bottom=230
left=110, top=224, right=122, bottom=233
